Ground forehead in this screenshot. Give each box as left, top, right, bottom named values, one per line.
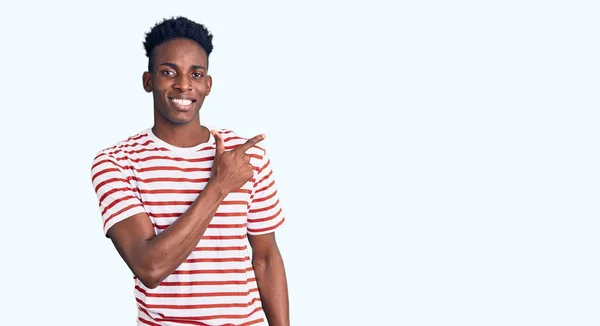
left=153, top=38, right=208, bottom=66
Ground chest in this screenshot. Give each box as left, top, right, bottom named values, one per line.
left=127, top=157, right=255, bottom=232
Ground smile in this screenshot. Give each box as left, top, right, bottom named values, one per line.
left=169, top=98, right=196, bottom=110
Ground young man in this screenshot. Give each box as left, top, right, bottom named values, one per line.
left=90, top=17, right=289, bottom=326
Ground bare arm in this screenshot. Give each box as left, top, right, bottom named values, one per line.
left=106, top=131, right=265, bottom=289
left=108, top=183, right=225, bottom=289
left=249, top=233, right=289, bottom=326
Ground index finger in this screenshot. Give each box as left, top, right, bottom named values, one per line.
left=235, top=134, right=266, bottom=153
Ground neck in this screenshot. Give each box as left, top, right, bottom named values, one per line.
left=152, top=120, right=209, bottom=148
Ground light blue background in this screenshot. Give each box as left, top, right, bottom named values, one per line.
left=1, top=1, right=598, bottom=325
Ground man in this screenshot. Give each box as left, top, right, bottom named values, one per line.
left=90, top=16, right=289, bottom=326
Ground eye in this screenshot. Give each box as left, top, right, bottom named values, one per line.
left=161, top=70, right=175, bottom=76
left=192, top=72, right=203, bottom=78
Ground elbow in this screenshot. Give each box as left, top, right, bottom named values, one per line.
left=135, top=264, right=165, bottom=289
left=138, top=275, right=161, bottom=289
left=252, top=256, right=269, bottom=271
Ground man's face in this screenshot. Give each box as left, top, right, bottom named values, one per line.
left=143, top=38, right=212, bottom=125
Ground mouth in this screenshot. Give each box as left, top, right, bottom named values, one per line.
left=169, top=97, right=196, bottom=111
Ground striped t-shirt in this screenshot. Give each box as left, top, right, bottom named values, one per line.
left=90, top=127, right=285, bottom=326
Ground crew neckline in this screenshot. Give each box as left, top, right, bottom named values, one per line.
left=146, top=126, right=215, bottom=153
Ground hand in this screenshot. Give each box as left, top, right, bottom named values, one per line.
left=209, top=130, right=265, bottom=195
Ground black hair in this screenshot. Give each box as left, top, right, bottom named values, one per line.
left=143, top=16, right=214, bottom=71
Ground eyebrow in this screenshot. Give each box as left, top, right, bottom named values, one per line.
left=159, top=62, right=207, bottom=70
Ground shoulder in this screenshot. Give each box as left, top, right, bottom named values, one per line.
left=91, top=129, right=154, bottom=165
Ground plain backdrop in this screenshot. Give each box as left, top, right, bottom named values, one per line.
left=0, top=1, right=598, bottom=325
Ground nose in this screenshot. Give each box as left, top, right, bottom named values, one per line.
left=174, top=74, right=192, bottom=91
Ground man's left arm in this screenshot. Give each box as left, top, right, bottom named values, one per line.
left=249, top=233, right=289, bottom=326
left=246, top=144, right=289, bottom=325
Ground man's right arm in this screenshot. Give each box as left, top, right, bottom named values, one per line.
left=92, top=131, right=264, bottom=289
left=107, top=182, right=226, bottom=289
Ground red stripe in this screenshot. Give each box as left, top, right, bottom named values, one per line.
left=184, top=256, right=250, bottom=263
left=222, top=200, right=249, bottom=205
left=207, top=224, right=246, bottom=229
left=158, top=223, right=252, bottom=230
left=104, top=203, right=143, bottom=227
left=249, top=208, right=282, bottom=223
left=91, top=158, right=111, bottom=170
left=101, top=195, right=137, bottom=216
left=144, top=200, right=194, bottom=206
left=194, top=245, right=247, bottom=252
left=136, top=286, right=258, bottom=298
left=139, top=307, right=211, bottom=326
left=136, top=297, right=260, bottom=310
left=224, top=135, right=243, bottom=142
left=95, top=177, right=130, bottom=193
left=137, top=166, right=212, bottom=173
left=160, top=278, right=255, bottom=287
left=234, top=189, right=253, bottom=195
left=141, top=189, right=201, bottom=194
left=91, top=167, right=120, bottom=183
left=131, top=177, right=210, bottom=184
left=139, top=188, right=252, bottom=195
left=152, top=223, right=246, bottom=233
left=247, top=216, right=284, bottom=233
left=94, top=133, right=147, bottom=158
left=251, top=189, right=277, bottom=203
left=109, top=146, right=168, bottom=156
left=108, top=140, right=154, bottom=153
left=257, top=159, right=271, bottom=174
left=239, top=318, right=264, bottom=326
left=256, top=180, right=275, bottom=194
left=153, top=316, right=263, bottom=326
left=214, top=212, right=247, bottom=217
left=92, top=152, right=105, bottom=161
left=254, top=170, right=272, bottom=186
left=91, top=157, right=131, bottom=172
left=138, top=317, right=161, bottom=326
left=147, top=210, right=247, bottom=219
left=99, top=187, right=135, bottom=204
left=129, top=133, right=148, bottom=141
left=117, top=155, right=215, bottom=164
left=154, top=307, right=262, bottom=323
left=248, top=199, right=279, bottom=214
left=153, top=223, right=248, bottom=230
left=171, top=267, right=253, bottom=275
left=138, top=306, right=264, bottom=326
left=201, top=235, right=247, bottom=240
left=149, top=212, right=180, bottom=218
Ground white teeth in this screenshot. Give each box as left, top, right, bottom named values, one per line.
left=171, top=98, right=192, bottom=105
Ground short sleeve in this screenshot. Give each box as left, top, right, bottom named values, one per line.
left=90, top=152, right=146, bottom=236
left=247, top=150, right=285, bottom=235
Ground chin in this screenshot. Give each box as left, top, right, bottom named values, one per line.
left=161, top=110, right=199, bottom=125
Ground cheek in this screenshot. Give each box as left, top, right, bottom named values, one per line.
left=197, top=80, right=211, bottom=93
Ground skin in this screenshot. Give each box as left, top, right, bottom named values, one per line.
left=107, top=38, right=289, bottom=325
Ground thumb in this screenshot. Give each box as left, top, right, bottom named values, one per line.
left=211, top=130, right=224, bottom=154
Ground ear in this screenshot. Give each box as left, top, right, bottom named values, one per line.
left=206, top=75, right=213, bottom=96
left=142, top=71, right=153, bottom=93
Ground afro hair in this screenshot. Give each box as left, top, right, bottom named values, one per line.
left=143, top=16, right=214, bottom=71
